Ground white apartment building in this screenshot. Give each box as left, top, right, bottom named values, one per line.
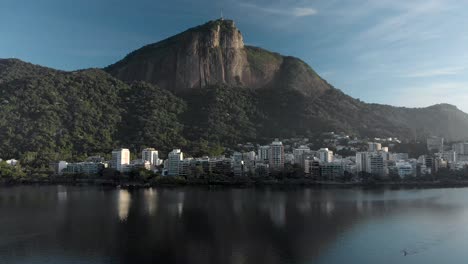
left=317, top=148, right=333, bottom=163
left=356, top=152, right=369, bottom=173
left=142, top=148, right=161, bottom=166
left=167, top=149, right=183, bottom=176
left=258, top=145, right=270, bottom=163
left=356, top=152, right=386, bottom=176
left=293, top=145, right=311, bottom=165
left=112, top=148, right=130, bottom=172
left=269, top=139, right=285, bottom=170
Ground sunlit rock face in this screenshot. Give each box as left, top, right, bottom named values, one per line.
left=105, top=19, right=330, bottom=97
left=170, top=19, right=249, bottom=90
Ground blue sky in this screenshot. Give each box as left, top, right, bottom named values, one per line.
left=1, top=0, right=468, bottom=111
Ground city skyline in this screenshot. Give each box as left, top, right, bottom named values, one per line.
left=47, top=134, right=466, bottom=179
left=1, top=0, right=468, bottom=111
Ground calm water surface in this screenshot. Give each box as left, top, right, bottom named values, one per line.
left=0, top=186, right=467, bottom=264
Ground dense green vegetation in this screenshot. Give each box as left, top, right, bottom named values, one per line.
left=181, top=85, right=258, bottom=143
left=0, top=60, right=126, bottom=164
left=0, top=161, right=26, bottom=179
left=119, top=81, right=187, bottom=154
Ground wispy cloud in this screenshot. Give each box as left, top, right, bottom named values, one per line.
left=355, top=0, right=448, bottom=47
left=292, top=7, right=318, bottom=17
left=402, top=67, right=465, bottom=78
left=239, top=3, right=317, bottom=17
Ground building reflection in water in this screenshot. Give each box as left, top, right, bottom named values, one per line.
left=260, top=191, right=287, bottom=228
left=166, top=191, right=185, bottom=218
left=177, top=191, right=184, bottom=218
left=1, top=187, right=463, bottom=264
left=57, top=185, right=68, bottom=203
left=325, top=201, right=335, bottom=216
left=297, top=189, right=312, bottom=214
left=231, top=189, right=245, bottom=216
left=269, top=202, right=286, bottom=227
left=118, top=189, right=131, bottom=221
left=144, top=188, right=158, bottom=217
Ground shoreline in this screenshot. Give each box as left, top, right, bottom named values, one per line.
left=3, top=178, right=468, bottom=190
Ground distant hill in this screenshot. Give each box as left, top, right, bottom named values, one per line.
left=1, top=19, right=468, bottom=161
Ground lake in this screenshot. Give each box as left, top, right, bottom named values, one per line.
left=0, top=185, right=467, bottom=264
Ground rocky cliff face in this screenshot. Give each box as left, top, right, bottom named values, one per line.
left=106, top=20, right=247, bottom=92
left=170, top=19, right=248, bottom=90
left=105, top=19, right=330, bottom=97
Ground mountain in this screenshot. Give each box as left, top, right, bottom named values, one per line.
left=1, top=19, right=468, bottom=163
left=106, top=19, right=468, bottom=142
left=105, top=19, right=330, bottom=97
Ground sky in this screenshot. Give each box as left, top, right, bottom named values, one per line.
left=1, top=0, right=468, bottom=111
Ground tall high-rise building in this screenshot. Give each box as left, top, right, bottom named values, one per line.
left=317, top=148, right=333, bottom=163
left=258, top=145, right=270, bottom=163
left=369, top=155, right=385, bottom=176
left=427, top=136, right=444, bottom=152
left=356, top=152, right=369, bottom=173
left=293, top=145, right=311, bottom=166
left=242, top=151, right=256, bottom=174
left=356, top=152, right=386, bottom=176
left=269, top=139, right=285, bottom=170
left=112, top=148, right=130, bottom=172
left=167, top=149, right=183, bottom=176
left=232, top=152, right=244, bottom=177
left=142, top=148, right=160, bottom=166
left=303, top=155, right=321, bottom=178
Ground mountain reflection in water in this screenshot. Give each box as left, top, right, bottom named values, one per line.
left=0, top=186, right=465, bottom=264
